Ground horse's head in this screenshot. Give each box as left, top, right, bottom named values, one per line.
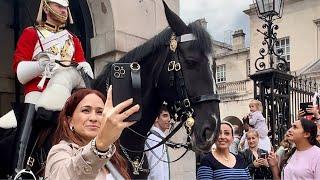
left=157, top=1, right=221, bottom=152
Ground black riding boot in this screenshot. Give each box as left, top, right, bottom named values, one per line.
left=11, top=103, right=36, bottom=176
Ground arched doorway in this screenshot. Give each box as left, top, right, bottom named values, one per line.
left=223, top=116, right=243, bottom=136
left=0, top=0, right=93, bottom=116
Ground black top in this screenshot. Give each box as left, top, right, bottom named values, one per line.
left=240, top=149, right=273, bottom=179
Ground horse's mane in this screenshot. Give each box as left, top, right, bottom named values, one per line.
left=93, top=21, right=213, bottom=92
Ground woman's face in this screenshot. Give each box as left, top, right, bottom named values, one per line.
left=247, top=132, right=259, bottom=149
left=215, top=124, right=233, bottom=150
left=70, top=94, right=105, bottom=142
left=287, top=120, right=309, bottom=143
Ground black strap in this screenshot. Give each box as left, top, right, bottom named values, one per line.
left=131, top=65, right=141, bottom=103
left=149, top=130, right=188, bottom=149
left=190, top=94, right=220, bottom=104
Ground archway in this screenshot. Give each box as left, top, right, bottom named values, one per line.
left=223, top=116, right=243, bottom=135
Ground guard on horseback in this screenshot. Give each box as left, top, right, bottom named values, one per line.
left=0, top=0, right=93, bottom=178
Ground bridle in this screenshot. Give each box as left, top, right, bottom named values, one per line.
left=119, top=32, right=220, bottom=175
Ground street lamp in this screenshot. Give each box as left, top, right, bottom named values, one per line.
left=250, top=0, right=292, bottom=147
left=255, top=0, right=284, bottom=19
left=253, top=0, right=289, bottom=72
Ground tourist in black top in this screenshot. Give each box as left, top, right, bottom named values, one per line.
left=240, top=130, right=272, bottom=179
left=197, top=121, right=251, bottom=180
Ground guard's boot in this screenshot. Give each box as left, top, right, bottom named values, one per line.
left=11, top=103, right=36, bottom=176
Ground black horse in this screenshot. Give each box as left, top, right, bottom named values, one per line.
left=94, top=1, right=221, bottom=179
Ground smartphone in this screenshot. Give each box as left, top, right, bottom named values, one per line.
left=300, top=102, right=313, bottom=115
left=260, top=152, right=267, bottom=159
left=111, top=63, right=142, bottom=121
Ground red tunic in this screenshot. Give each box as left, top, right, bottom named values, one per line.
left=13, top=27, right=85, bottom=95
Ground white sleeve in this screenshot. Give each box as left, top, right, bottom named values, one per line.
left=16, top=61, right=43, bottom=84
left=249, top=113, right=258, bottom=126
left=145, top=135, right=166, bottom=180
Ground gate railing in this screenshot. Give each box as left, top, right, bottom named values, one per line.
left=290, top=74, right=319, bottom=123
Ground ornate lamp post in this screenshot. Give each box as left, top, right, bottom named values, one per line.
left=250, top=0, right=293, bottom=147
left=254, top=0, right=288, bottom=71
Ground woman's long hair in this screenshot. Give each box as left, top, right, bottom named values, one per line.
left=280, top=118, right=319, bottom=170
left=52, top=88, right=130, bottom=179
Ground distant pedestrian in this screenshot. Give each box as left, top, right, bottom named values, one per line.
left=229, top=125, right=241, bottom=155
left=145, top=104, right=170, bottom=180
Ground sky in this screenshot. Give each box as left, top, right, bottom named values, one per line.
left=179, top=0, right=252, bottom=45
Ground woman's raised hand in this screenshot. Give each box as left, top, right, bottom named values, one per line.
left=95, top=86, right=140, bottom=151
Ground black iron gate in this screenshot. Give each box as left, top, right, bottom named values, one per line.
left=290, top=74, right=319, bottom=123
left=251, top=70, right=319, bottom=147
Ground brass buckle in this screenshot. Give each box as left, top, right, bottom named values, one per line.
left=183, top=99, right=191, bottom=108
left=175, top=62, right=181, bottom=71
left=168, top=61, right=175, bottom=71
left=27, top=157, right=35, bottom=168
left=130, top=62, right=140, bottom=71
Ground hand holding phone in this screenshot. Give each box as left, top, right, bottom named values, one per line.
left=300, top=102, right=313, bottom=116
left=260, top=152, right=267, bottom=159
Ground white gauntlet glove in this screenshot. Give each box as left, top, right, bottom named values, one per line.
left=76, top=62, right=94, bottom=79
left=37, top=52, right=56, bottom=71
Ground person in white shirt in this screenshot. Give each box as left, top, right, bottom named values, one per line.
left=145, top=105, right=170, bottom=180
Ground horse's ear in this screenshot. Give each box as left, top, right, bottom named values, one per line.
left=162, top=0, right=189, bottom=36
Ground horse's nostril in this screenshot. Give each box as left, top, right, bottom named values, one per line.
left=202, top=128, right=213, bottom=141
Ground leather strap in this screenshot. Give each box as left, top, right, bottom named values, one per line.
left=131, top=63, right=141, bottom=108
left=190, top=94, right=220, bottom=104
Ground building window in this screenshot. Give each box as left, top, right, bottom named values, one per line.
left=216, top=64, right=226, bottom=83
left=246, top=59, right=251, bottom=77
left=275, top=37, right=290, bottom=62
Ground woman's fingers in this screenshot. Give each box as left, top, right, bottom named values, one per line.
left=105, top=85, right=114, bottom=108
left=113, top=98, right=134, bottom=114
left=120, top=104, right=140, bottom=119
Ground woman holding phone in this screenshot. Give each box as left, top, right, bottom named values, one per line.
left=240, top=130, right=272, bottom=179
left=45, top=87, right=138, bottom=179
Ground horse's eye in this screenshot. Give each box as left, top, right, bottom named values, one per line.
left=185, top=60, right=198, bottom=67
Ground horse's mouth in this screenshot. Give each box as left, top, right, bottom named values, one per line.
left=190, top=133, right=214, bottom=153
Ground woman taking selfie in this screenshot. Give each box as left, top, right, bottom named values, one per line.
left=45, top=87, right=139, bottom=179
left=197, top=121, right=251, bottom=180
left=241, top=130, right=272, bottom=179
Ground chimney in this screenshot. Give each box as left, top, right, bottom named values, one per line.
left=232, top=29, right=245, bottom=50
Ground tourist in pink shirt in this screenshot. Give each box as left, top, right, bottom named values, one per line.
left=269, top=118, right=320, bottom=180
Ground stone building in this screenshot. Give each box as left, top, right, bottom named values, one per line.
left=217, top=0, right=320, bottom=122
left=214, top=30, right=252, bottom=121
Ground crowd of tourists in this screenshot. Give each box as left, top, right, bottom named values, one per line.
left=197, top=99, right=320, bottom=180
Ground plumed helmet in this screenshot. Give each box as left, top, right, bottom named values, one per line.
left=47, top=0, right=69, bottom=7
left=36, top=0, right=73, bottom=24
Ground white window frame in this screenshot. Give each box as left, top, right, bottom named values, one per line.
left=275, top=37, right=290, bottom=62
left=216, top=64, right=226, bottom=83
